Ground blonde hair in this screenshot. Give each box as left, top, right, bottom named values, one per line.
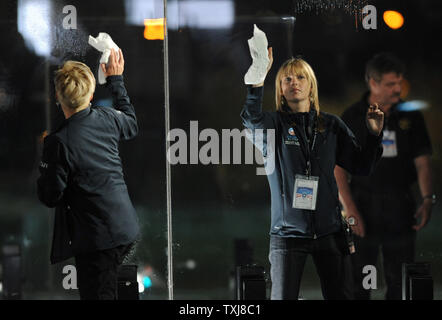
left=54, top=61, right=96, bottom=110
left=275, top=57, right=320, bottom=115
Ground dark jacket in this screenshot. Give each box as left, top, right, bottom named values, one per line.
left=241, top=86, right=383, bottom=238
left=37, top=75, right=140, bottom=263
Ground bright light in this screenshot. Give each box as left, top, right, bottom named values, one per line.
left=185, top=259, right=196, bottom=270
left=144, top=18, right=165, bottom=40
left=143, top=276, right=153, bottom=288
left=17, top=0, right=52, bottom=57
left=383, top=10, right=404, bottom=30
left=136, top=273, right=153, bottom=293
left=169, top=0, right=234, bottom=29
left=396, top=100, right=429, bottom=112
left=125, top=0, right=163, bottom=26
left=137, top=274, right=145, bottom=293
left=125, top=0, right=234, bottom=30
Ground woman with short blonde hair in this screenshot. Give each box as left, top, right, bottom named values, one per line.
left=38, top=49, right=140, bottom=300
left=54, top=61, right=96, bottom=112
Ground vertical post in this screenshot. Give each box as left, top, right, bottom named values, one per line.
left=45, top=59, right=52, bottom=134
left=44, top=57, right=54, bottom=292
left=163, top=0, right=173, bottom=300
left=284, top=16, right=295, bottom=58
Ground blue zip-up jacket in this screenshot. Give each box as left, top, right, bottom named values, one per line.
left=37, top=75, right=140, bottom=263
left=241, top=86, right=383, bottom=238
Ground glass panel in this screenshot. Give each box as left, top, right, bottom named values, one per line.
left=166, top=0, right=442, bottom=299
left=1, top=0, right=441, bottom=301
left=0, top=0, right=168, bottom=299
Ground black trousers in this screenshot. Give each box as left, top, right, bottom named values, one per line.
left=350, top=188, right=417, bottom=300
left=75, top=243, right=135, bottom=300
left=351, top=233, right=415, bottom=300
left=269, top=233, right=353, bottom=300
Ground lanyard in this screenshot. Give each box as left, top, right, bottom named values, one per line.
left=288, top=114, right=318, bottom=177
left=306, top=129, right=317, bottom=176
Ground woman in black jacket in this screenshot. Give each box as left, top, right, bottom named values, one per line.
left=37, top=49, right=139, bottom=300
left=241, top=48, right=384, bottom=300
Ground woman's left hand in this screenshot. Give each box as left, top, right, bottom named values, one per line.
left=366, top=103, right=384, bottom=136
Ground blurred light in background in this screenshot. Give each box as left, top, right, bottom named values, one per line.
left=17, top=0, right=52, bottom=57
left=383, top=10, right=404, bottom=30
left=137, top=274, right=145, bottom=293
left=168, top=0, right=234, bottom=30
left=176, top=258, right=197, bottom=270
left=144, top=19, right=165, bottom=40
left=143, top=276, right=153, bottom=289
left=125, top=0, right=164, bottom=26
left=126, top=0, right=234, bottom=30
left=397, top=100, right=429, bottom=112
left=136, top=274, right=152, bottom=293
left=185, top=259, right=196, bottom=270
left=400, top=78, right=410, bottom=99
left=136, top=264, right=167, bottom=293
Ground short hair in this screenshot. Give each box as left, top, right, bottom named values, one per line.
left=365, top=52, right=405, bottom=83
left=275, top=57, right=320, bottom=114
left=54, top=61, right=96, bottom=110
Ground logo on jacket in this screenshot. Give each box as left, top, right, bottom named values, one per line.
left=285, top=128, right=300, bottom=146
left=399, top=118, right=411, bottom=130
left=288, top=127, right=295, bottom=136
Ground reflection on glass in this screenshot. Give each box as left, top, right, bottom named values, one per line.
left=166, top=0, right=441, bottom=300
left=18, top=0, right=53, bottom=57
left=0, top=0, right=441, bottom=301
left=1, top=0, right=168, bottom=300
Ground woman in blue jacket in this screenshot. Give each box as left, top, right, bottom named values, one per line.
left=241, top=48, right=384, bottom=300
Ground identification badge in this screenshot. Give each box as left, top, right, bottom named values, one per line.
left=293, top=174, right=319, bottom=210
left=382, top=129, right=398, bottom=158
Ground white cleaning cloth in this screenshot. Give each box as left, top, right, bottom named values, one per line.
left=88, top=32, right=120, bottom=84
left=244, top=24, right=270, bottom=85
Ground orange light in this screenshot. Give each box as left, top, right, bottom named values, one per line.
left=383, top=10, right=404, bottom=30
left=400, top=78, right=410, bottom=100
left=144, top=18, right=165, bottom=40
left=38, top=130, right=48, bottom=144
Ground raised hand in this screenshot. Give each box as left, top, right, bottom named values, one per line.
left=101, top=48, right=125, bottom=77
left=366, top=103, right=384, bottom=136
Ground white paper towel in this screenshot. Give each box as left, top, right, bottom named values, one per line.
left=88, top=33, right=120, bottom=84
left=244, top=25, right=270, bottom=85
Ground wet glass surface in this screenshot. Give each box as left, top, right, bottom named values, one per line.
left=0, top=0, right=441, bottom=300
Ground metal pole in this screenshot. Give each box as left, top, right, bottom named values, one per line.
left=44, top=58, right=54, bottom=293
left=163, top=0, right=173, bottom=300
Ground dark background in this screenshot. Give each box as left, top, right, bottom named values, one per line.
left=0, top=0, right=440, bottom=299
